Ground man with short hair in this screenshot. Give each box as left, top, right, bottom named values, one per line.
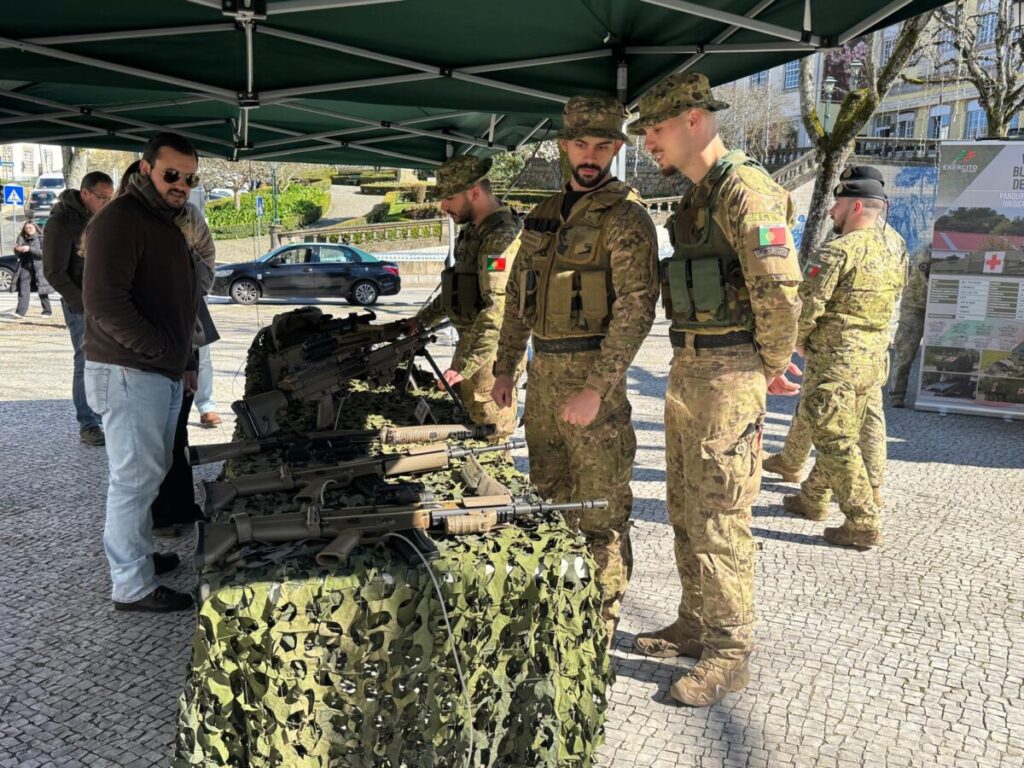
left=83, top=132, right=204, bottom=612
left=630, top=73, right=803, bottom=706
left=492, top=95, right=660, bottom=647
left=42, top=170, right=115, bottom=446
left=780, top=167, right=907, bottom=547
left=410, top=156, right=522, bottom=439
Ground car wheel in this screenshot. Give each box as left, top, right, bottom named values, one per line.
left=0, top=267, right=12, bottom=292
left=349, top=280, right=379, bottom=306
left=230, top=278, right=260, bottom=305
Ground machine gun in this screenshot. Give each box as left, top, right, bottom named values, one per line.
left=233, top=322, right=462, bottom=438
left=188, top=423, right=496, bottom=466
left=203, top=439, right=524, bottom=514
left=197, top=495, right=609, bottom=568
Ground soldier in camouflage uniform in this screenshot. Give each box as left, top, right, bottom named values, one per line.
left=783, top=167, right=907, bottom=547
left=491, top=96, right=660, bottom=647
left=411, top=156, right=523, bottom=440
left=764, top=167, right=900, bottom=509
left=629, top=73, right=803, bottom=707
left=889, top=247, right=930, bottom=407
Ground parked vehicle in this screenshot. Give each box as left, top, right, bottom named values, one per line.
left=211, top=242, right=400, bottom=306
left=0, top=253, right=16, bottom=292
left=207, top=187, right=234, bottom=201
left=25, top=172, right=66, bottom=217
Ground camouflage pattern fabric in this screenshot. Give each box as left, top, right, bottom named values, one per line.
left=432, top=155, right=493, bottom=200
left=889, top=248, right=930, bottom=400
left=418, top=207, right=523, bottom=439
left=522, top=350, right=637, bottom=627
left=555, top=95, right=629, bottom=142
left=665, top=345, right=764, bottom=663
left=172, top=313, right=613, bottom=767
left=627, top=72, right=730, bottom=135
left=796, top=226, right=907, bottom=531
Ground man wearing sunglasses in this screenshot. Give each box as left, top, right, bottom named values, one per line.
left=81, top=132, right=204, bottom=613
left=42, top=170, right=115, bottom=447
left=784, top=166, right=907, bottom=551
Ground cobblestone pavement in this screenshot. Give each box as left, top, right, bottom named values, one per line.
left=0, top=288, right=1021, bottom=768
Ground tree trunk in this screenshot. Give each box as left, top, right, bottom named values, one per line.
left=800, top=141, right=854, bottom=263
left=61, top=147, right=89, bottom=188
left=233, top=189, right=242, bottom=210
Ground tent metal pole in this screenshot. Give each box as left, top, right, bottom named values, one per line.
left=639, top=0, right=821, bottom=45
left=266, top=0, right=407, bottom=12
left=261, top=73, right=438, bottom=102
left=0, top=110, right=80, bottom=126
left=450, top=72, right=568, bottom=104
left=626, top=42, right=815, bottom=54
left=243, top=141, right=440, bottom=165
left=26, top=23, right=233, bottom=46
left=460, top=50, right=612, bottom=74
left=459, top=115, right=506, bottom=155
left=837, top=0, right=916, bottom=45
left=100, top=96, right=215, bottom=114
left=516, top=118, right=550, bottom=148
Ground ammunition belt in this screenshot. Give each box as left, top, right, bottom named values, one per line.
left=533, top=336, right=604, bottom=354
left=669, top=329, right=755, bottom=350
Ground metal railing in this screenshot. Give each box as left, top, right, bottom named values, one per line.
left=276, top=217, right=448, bottom=248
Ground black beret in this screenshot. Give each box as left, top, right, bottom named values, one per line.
left=834, top=165, right=887, bottom=201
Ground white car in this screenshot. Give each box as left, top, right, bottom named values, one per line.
left=207, top=187, right=234, bottom=201
left=25, top=172, right=66, bottom=217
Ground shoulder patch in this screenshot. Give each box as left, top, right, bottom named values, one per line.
left=757, top=225, right=788, bottom=247
left=755, top=245, right=791, bottom=259
left=486, top=254, right=507, bottom=272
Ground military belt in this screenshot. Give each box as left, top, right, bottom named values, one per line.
left=533, top=336, right=604, bottom=354
left=670, top=329, right=755, bottom=350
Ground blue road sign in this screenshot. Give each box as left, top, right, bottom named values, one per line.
left=256, top=195, right=265, bottom=218
left=3, top=184, right=25, bottom=205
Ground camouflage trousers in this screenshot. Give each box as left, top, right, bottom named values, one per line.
left=523, top=350, right=636, bottom=625
left=796, top=355, right=884, bottom=532
left=665, top=344, right=765, bottom=663
left=452, top=336, right=520, bottom=442
left=775, top=356, right=887, bottom=493
left=889, top=302, right=926, bottom=400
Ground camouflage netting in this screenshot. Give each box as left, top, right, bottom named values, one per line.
left=172, top=312, right=613, bottom=767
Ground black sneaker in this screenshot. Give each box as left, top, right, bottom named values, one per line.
left=80, top=426, right=105, bottom=446
left=153, top=552, right=180, bottom=575
left=113, top=585, right=194, bottom=613
left=153, top=525, right=184, bottom=538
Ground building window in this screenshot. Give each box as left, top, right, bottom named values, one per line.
left=1011, top=113, right=1021, bottom=132
left=977, top=0, right=996, bottom=45
left=882, top=26, right=899, bottom=65
left=749, top=71, right=769, bottom=87
left=896, top=113, right=916, bottom=138
left=783, top=60, right=799, bottom=90
left=873, top=114, right=894, bottom=137
left=964, top=106, right=987, bottom=140
left=937, top=28, right=956, bottom=61
left=928, top=112, right=951, bottom=139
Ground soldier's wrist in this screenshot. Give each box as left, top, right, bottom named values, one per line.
left=583, top=374, right=611, bottom=400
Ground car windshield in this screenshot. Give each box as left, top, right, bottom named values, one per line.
left=36, top=178, right=64, bottom=189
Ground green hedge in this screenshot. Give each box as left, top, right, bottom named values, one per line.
left=359, top=181, right=431, bottom=196
left=207, top=183, right=331, bottom=240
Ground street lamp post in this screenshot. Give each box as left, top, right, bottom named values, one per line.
left=823, top=75, right=838, bottom=133
left=269, top=161, right=282, bottom=248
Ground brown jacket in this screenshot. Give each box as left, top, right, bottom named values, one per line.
left=42, top=189, right=91, bottom=313
left=82, top=190, right=199, bottom=379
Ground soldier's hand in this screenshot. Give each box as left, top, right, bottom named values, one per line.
left=491, top=375, right=515, bottom=408
left=438, top=368, right=464, bottom=391
left=767, top=362, right=802, bottom=396
left=182, top=370, right=198, bottom=396
left=794, top=345, right=806, bottom=359
left=561, top=388, right=601, bottom=428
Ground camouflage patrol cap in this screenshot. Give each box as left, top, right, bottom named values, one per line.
left=433, top=155, right=492, bottom=200
left=627, top=72, right=730, bottom=135
left=556, top=95, right=630, bottom=142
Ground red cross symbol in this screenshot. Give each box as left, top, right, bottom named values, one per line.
left=984, top=252, right=1004, bottom=273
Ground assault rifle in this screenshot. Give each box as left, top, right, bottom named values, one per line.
left=188, top=423, right=496, bottom=466
left=233, top=321, right=462, bottom=438
left=197, top=495, right=609, bottom=568
left=203, top=439, right=525, bottom=514
left=266, top=307, right=377, bottom=353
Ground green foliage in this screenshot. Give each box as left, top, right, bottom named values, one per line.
left=934, top=207, right=1024, bottom=235
left=359, top=181, right=431, bottom=196
left=206, top=183, right=331, bottom=239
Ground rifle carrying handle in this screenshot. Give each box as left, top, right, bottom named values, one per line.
left=444, top=509, right=498, bottom=535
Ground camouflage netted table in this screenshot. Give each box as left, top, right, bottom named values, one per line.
left=172, top=319, right=613, bottom=767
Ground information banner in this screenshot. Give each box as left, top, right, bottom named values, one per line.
left=918, top=141, right=1024, bottom=419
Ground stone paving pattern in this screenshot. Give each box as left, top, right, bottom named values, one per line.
left=0, top=286, right=1021, bottom=768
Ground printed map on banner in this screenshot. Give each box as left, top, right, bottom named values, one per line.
left=917, top=141, right=1024, bottom=418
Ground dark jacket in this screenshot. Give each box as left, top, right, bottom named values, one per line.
left=42, top=190, right=91, bottom=312
left=11, top=233, right=53, bottom=295
left=82, top=189, right=200, bottom=380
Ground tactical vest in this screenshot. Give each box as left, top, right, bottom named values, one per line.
left=664, top=151, right=763, bottom=335
left=515, top=181, right=638, bottom=339
left=440, top=207, right=519, bottom=328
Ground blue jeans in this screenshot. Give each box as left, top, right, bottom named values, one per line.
left=195, top=344, right=216, bottom=414
left=85, top=362, right=182, bottom=603
left=62, top=301, right=101, bottom=431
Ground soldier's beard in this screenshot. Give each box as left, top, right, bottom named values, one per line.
left=571, top=159, right=614, bottom=189
left=659, top=163, right=679, bottom=177
left=446, top=199, right=473, bottom=224
left=831, top=212, right=846, bottom=235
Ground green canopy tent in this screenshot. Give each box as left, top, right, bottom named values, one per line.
left=0, top=0, right=946, bottom=168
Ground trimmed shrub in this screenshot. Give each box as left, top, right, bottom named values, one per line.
left=206, top=183, right=331, bottom=240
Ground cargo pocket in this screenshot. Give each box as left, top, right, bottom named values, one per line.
left=577, top=269, right=609, bottom=332
left=440, top=267, right=455, bottom=313
left=547, top=270, right=576, bottom=333
left=691, top=257, right=726, bottom=323
left=699, top=417, right=763, bottom=512
left=518, top=269, right=538, bottom=323
left=455, top=272, right=478, bottom=317
left=665, top=259, right=693, bottom=321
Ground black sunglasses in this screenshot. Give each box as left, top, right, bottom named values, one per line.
left=159, top=168, right=201, bottom=188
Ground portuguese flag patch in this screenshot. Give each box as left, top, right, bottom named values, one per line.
left=758, top=225, right=788, bottom=246
left=487, top=255, right=507, bottom=272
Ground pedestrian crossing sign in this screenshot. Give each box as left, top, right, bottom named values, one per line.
left=3, top=185, right=25, bottom=206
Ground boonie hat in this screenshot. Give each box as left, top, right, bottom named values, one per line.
left=628, top=72, right=730, bottom=135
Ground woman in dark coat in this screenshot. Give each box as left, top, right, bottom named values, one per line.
left=10, top=220, right=53, bottom=318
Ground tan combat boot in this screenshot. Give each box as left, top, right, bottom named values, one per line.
left=761, top=453, right=804, bottom=482
left=632, top=619, right=703, bottom=658
left=823, top=525, right=884, bottom=550
left=670, top=657, right=750, bottom=707
left=782, top=494, right=829, bottom=521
